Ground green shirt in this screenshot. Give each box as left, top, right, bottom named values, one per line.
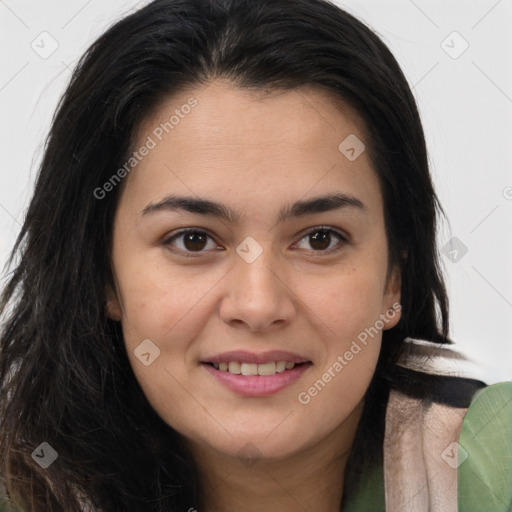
left=344, top=381, right=512, bottom=511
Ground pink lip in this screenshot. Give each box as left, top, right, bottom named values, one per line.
left=202, top=350, right=310, bottom=365
left=201, top=361, right=312, bottom=397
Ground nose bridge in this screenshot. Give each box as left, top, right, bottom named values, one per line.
left=220, top=235, right=294, bottom=329
left=234, top=235, right=282, bottom=298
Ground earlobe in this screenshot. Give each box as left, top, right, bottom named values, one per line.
left=106, top=301, right=122, bottom=321
left=383, top=266, right=402, bottom=330
left=105, top=287, right=122, bottom=321
left=383, top=302, right=402, bottom=330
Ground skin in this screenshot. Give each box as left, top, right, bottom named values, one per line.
left=107, top=79, right=401, bottom=512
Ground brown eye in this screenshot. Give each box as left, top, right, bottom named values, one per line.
left=163, top=229, right=219, bottom=256
left=163, top=226, right=348, bottom=258
left=181, top=231, right=208, bottom=251
left=294, top=227, right=348, bottom=253
left=309, top=230, right=332, bottom=251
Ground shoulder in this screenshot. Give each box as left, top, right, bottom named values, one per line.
left=380, top=378, right=512, bottom=512
left=340, top=344, right=509, bottom=512
left=458, top=381, right=512, bottom=512
left=395, top=339, right=512, bottom=511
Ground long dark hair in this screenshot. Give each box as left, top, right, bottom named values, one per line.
left=0, top=0, right=474, bottom=510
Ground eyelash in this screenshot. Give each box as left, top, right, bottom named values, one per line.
left=162, top=226, right=350, bottom=258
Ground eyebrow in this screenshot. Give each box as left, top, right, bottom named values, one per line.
left=141, top=192, right=366, bottom=224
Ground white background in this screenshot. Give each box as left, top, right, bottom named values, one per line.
left=1, top=0, right=511, bottom=383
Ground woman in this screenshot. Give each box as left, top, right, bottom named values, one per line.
left=1, top=0, right=510, bottom=511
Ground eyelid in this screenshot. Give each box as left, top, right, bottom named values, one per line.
left=162, top=225, right=350, bottom=257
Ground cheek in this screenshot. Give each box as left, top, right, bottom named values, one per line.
left=115, top=254, right=224, bottom=347
left=296, top=265, right=385, bottom=392
left=295, top=341, right=379, bottom=448
left=115, top=264, right=215, bottom=435
left=307, top=264, right=388, bottom=340
left=294, top=272, right=384, bottom=435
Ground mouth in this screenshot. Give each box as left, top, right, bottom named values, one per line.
left=200, top=352, right=313, bottom=397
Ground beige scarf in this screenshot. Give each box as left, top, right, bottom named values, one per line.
left=383, top=338, right=477, bottom=511
left=384, top=389, right=468, bottom=511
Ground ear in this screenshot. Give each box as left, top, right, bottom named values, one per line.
left=382, top=264, right=402, bottom=330
left=105, top=284, right=122, bottom=321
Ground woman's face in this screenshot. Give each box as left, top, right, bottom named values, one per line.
left=108, top=79, right=401, bottom=461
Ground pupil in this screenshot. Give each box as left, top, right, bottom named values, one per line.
left=184, top=232, right=206, bottom=251
left=310, top=230, right=330, bottom=250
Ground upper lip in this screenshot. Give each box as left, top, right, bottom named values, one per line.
left=202, top=350, right=311, bottom=365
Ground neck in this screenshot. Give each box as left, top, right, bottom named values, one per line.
left=189, top=401, right=363, bottom=512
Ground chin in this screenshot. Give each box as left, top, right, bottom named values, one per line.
left=195, top=425, right=311, bottom=463
left=224, top=438, right=300, bottom=463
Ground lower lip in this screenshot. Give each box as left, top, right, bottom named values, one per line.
left=201, top=362, right=312, bottom=397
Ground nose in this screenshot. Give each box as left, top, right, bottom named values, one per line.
left=219, top=242, right=296, bottom=332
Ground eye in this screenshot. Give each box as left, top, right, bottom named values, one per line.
left=293, top=226, right=349, bottom=254
left=162, top=226, right=349, bottom=258
left=162, top=228, right=220, bottom=257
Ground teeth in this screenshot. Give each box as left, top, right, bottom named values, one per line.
left=212, top=360, right=297, bottom=376
left=257, top=362, right=276, bottom=376
left=228, top=361, right=241, bottom=374
left=275, top=361, right=286, bottom=372
left=241, top=363, right=258, bottom=375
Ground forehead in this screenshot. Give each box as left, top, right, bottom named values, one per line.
left=121, top=79, right=382, bottom=220
left=139, top=79, right=368, bottom=150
